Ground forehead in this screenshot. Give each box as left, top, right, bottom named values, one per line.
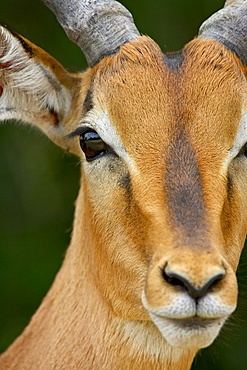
left=91, top=36, right=246, bottom=157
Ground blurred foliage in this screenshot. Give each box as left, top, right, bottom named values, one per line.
left=0, top=0, right=247, bottom=369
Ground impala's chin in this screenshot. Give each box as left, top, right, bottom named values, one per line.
left=149, top=313, right=226, bottom=349
left=141, top=290, right=231, bottom=349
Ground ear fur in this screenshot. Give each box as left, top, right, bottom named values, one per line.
left=0, top=25, right=89, bottom=156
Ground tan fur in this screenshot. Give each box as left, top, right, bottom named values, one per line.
left=1, top=28, right=247, bottom=369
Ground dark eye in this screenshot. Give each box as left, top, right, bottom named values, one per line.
left=238, top=143, right=247, bottom=158
left=80, top=130, right=108, bottom=162
left=244, top=147, right=247, bottom=158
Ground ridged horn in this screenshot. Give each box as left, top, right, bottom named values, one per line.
left=40, top=0, right=140, bottom=67
left=198, top=0, right=247, bottom=65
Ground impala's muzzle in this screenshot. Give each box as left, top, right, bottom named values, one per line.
left=142, top=248, right=238, bottom=349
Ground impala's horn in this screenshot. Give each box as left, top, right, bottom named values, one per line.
left=40, top=0, right=140, bottom=67
left=198, top=0, right=247, bottom=65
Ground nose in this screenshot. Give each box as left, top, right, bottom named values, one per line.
left=162, top=263, right=226, bottom=299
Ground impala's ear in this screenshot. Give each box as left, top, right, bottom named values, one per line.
left=0, top=25, right=87, bottom=156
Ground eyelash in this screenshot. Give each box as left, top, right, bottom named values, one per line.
left=67, top=126, right=91, bottom=139
left=68, top=126, right=114, bottom=162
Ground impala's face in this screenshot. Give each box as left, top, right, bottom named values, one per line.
left=74, top=36, right=247, bottom=349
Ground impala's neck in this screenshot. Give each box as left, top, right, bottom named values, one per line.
left=0, top=186, right=196, bottom=370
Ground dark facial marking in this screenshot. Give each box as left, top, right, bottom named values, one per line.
left=83, top=87, right=94, bottom=113
left=117, top=172, right=133, bottom=215
left=49, top=107, right=59, bottom=126
left=118, top=172, right=131, bottom=198
left=226, top=172, right=234, bottom=202
left=163, top=50, right=184, bottom=71
left=227, top=173, right=233, bottom=192
left=164, top=131, right=206, bottom=239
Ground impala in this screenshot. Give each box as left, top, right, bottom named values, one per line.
left=1, top=0, right=247, bottom=369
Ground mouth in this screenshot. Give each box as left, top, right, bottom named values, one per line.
left=148, top=312, right=226, bottom=349
left=168, top=316, right=220, bottom=330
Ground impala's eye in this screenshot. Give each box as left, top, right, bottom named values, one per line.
left=80, top=130, right=108, bottom=161
left=237, top=142, right=247, bottom=159
left=244, top=146, right=247, bottom=158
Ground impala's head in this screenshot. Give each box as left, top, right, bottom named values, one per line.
left=1, top=0, right=247, bottom=351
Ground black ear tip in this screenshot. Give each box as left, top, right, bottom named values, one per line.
left=0, top=24, right=34, bottom=56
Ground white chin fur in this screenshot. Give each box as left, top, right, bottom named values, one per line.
left=149, top=312, right=226, bottom=349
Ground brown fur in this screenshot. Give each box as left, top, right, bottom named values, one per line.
left=1, top=30, right=247, bottom=369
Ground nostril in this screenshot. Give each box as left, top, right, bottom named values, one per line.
left=162, top=265, right=225, bottom=299
left=162, top=271, right=187, bottom=290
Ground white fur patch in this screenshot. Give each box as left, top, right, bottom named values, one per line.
left=115, top=318, right=187, bottom=364
left=230, top=112, right=247, bottom=157
left=0, top=26, right=71, bottom=122
left=79, top=109, right=138, bottom=172
left=225, top=111, right=247, bottom=163
left=148, top=314, right=226, bottom=349
left=142, top=290, right=235, bottom=349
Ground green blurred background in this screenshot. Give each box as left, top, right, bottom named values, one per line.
left=0, top=0, right=247, bottom=368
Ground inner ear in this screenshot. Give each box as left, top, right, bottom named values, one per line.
left=0, top=24, right=94, bottom=156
